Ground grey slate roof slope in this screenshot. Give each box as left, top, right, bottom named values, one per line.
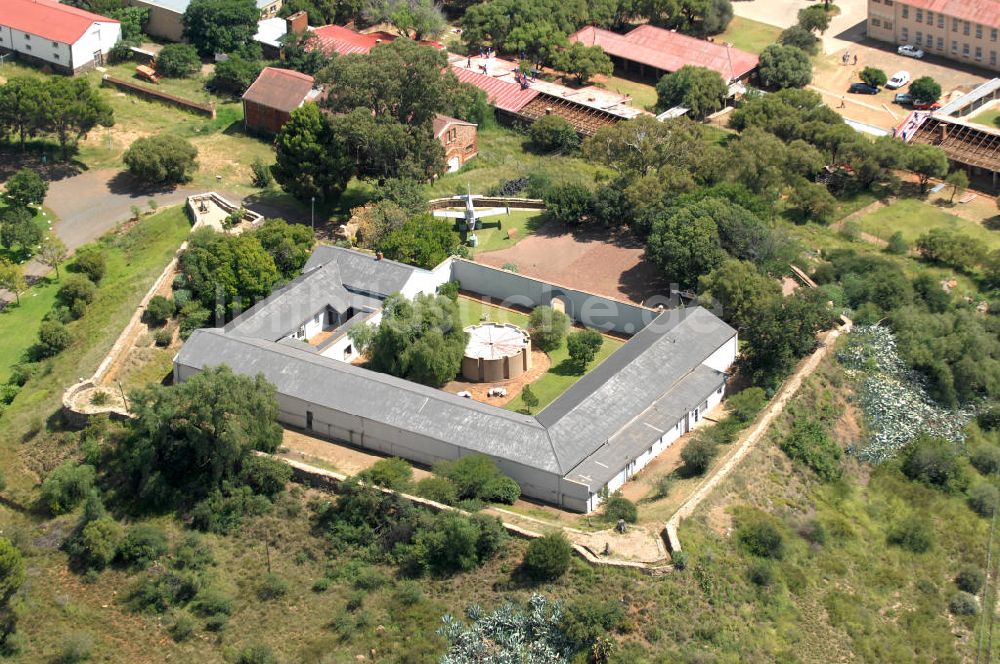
left=540, top=307, right=736, bottom=471
left=304, top=246, right=417, bottom=297
left=226, top=261, right=354, bottom=340
left=176, top=328, right=561, bottom=473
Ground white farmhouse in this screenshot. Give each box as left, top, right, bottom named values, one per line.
left=0, top=0, right=121, bottom=75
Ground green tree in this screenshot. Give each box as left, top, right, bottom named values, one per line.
left=859, top=67, right=887, bottom=88
left=902, top=435, right=967, bottom=492
left=41, top=77, right=114, bottom=160
left=778, top=25, right=819, bottom=54
left=583, top=115, right=710, bottom=177
left=183, top=0, right=259, bottom=56
left=40, top=461, right=96, bottom=514
left=0, top=77, right=46, bottom=152
left=330, top=108, right=445, bottom=181
left=376, top=215, right=460, bottom=269
left=566, top=328, right=603, bottom=369
left=123, top=134, right=199, bottom=185
left=208, top=55, right=263, bottom=95
left=546, top=183, right=594, bottom=224
left=156, top=44, right=202, bottom=78
left=38, top=234, right=68, bottom=279
left=36, top=320, right=72, bottom=357
left=358, top=457, right=413, bottom=490
left=522, top=531, right=573, bottom=581
left=797, top=5, right=831, bottom=33
left=251, top=218, right=314, bottom=277
left=528, top=305, right=570, bottom=352
left=786, top=176, right=836, bottom=223
left=0, top=538, right=24, bottom=605
left=758, top=44, right=812, bottom=89
left=121, top=366, right=284, bottom=509
left=906, top=144, right=948, bottom=192
left=74, top=247, right=107, bottom=283
left=362, top=0, right=447, bottom=39
left=737, top=513, right=785, bottom=559
left=520, top=384, right=539, bottom=412
left=553, top=42, right=613, bottom=85
left=646, top=204, right=726, bottom=288
left=603, top=493, right=637, bottom=523
left=779, top=418, right=842, bottom=481
left=278, top=32, right=329, bottom=75
left=3, top=168, right=47, bottom=208
left=945, top=170, right=969, bottom=203
left=272, top=104, right=353, bottom=202
left=698, top=259, right=781, bottom=330
left=681, top=435, right=717, bottom=474
left=740, top=288, right=833, bottom=387
left=0, top=207, right=42, bottom=255
left=655, top=65, right=728, bottom=119
left=529, top=115, right=580, bottom=152
left=0, top=260, right=27, bottom=306
left=910, top=76, right=942, bottom=102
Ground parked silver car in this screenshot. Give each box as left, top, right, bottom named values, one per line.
left=897, top=44, right=925, bottom=59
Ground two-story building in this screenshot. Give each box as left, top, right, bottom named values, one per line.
left=0, top=0, right=121, bottom=75
left=867, top=0, right=1000, bottom=72
left=433, top=114, right=478, bottom=172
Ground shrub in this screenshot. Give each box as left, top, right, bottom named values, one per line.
left=173, top=534, right=215, bottom=571
left=481, top=475, right=521, bottom=504
left=154, top=328, right=173, bottom=347
left=949, top=591, right=979, bottom=616
left=728, top=387, right=766, bottom=423
left=437, top=280, right=460, bottom=300
left=239, top=455, right=291, bottom=497
left=603, top=494, right=638, bottom=524
left=434, top=454, right=519, bottom=502
left=978, top=406, right=1000, bottom=432
left=859, top=67, right=887, bottom=88
left=902, top=436, right=967, bottom=492
left=887, top=231, right=909, bottom=255
left=178, top=301, right=211, bottom=339
left=190, top=588, right=233, bottom=617
left=528, top=305, right=569, bottom=352
left=58, top=275, right=96, bottom=307
left=546, top=183, right=594, bottom=224
left=970, top=444, right=1000, bottom=475
left=968, top=482, right=999, bottom=517
left=168, top=612, right=195, bottom=642
left=235, top=644, right=279, bottom=664
left=77, top=517, right=125, bottom=570
left=779, top=418, right=842, bottom=481
left=145, top=295, right=175, bottom=326
left=414, top=476, right=458, bottom=505
left=251, top=157, right=274, bottom=188
left=117, top=524, right=168, bottom=569
left=207, top=55, right=261, bottom=95
left=559, top=598, right=626, bottom=651
left=190, top=487, right=271, bottom=535
left=256, top=573, right=288, bottom=601
left=529, top=115, right=580, bottom=153
left=888, top=515, right=933, bottom=553
left=394, top=579, right=423, bottom=605
left=40, top=461, right=96, bottom=515
left=358, top=457, right=413, bottom=490
left=566, top=329, right=603, bottom=370
left=737, top=515, right=786, bottom=559
left=670, top=550, right=688, bottom=570
left=0, top=384, right=19, bottom=405
left=156, top=44, right=200, bottom=78
left=747, top=559, right=775, bottom=587
left=74, top=248, right=106, bottom=284
left=123, top=135, right=198, bottom=185
left=312, top=577, right=330, bottom=592
left=681, top=435, right=717, bottom=475
left=57, top=633, right=93, bottom=664
left=956, top=565, right=985, bottom=594
left=523, top=531, right=573, bottom=582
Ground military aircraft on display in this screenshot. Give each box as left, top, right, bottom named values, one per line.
left=432, top=187, right=509, bottom=231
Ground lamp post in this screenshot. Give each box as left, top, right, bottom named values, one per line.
left=311, top=196, right=315, bottom=236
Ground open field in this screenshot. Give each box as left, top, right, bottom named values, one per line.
left=856, top=197, right=1000, bottom=250
left=717, top=16, right=783, bottom=54
left=0, top=279, right=59, bottom=384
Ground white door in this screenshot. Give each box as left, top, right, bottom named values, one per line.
left=447, top=156, right=460, bottom=172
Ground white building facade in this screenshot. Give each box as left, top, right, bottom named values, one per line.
left=0, top=0, right=121, bottom=75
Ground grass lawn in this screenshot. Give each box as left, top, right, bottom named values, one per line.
left=857, top=197, right=1000, bottom=250
left=426, top=127, right=611, bottom=199
left=968, top=107, right=1000, bottom=130
left=457, top=210, right=546, bottom=254
left=598, top=74, right=659, bottom=111
left=0, top=204, right=191, bottom=489
left=717, top=16, right=783, bottom=54
left=454, top=296, right=625, bottom=412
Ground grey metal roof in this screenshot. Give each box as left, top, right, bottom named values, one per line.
left=176, top=329, right=561, bottom=473
left=539, top=307, right=736, bottom=471
left=304, top=245, right=417, bottom=297
left=565, top=363, right=725, bottom=488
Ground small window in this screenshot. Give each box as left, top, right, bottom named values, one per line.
left=964, top=21, right=970, bottom=36
left=952, top=39, right=958, bottom=53
left=937, top=37, right=944, bottom=50
left=963, top=42, right=970, bottom=56
left=52, top=41, right=58, bottom=48
left=23, top=34, right=30, bottom=41
left=975, top=46, right=982, bottom=60
left=883, top=0, right=892, bottom=5
left=24, top=44, right=31, bottom=51
left=901, top=5, right=908, bottom=18
left=976, top=24, right=983, bottom=39
left=885, top=20, right=893, bottom=29
left=915, top=8, right=922, bottom=21
left=938, top=14, right=944, bottom=28
left=53, top=53, right=59, bottom=59
left=926, top=11, right=933, bottom=25
left=871, top=17, right=881, bottom=26
left=313, top=314, right=320, bottom=323
left=343, top=344, right=353, bottom=360
left=953, top=18, right=959, bottom=32
left=916, top=31, right=923, bottom=45
left=991, top=50, right=997, bottom=65
left=901, top=27, right=909, bottom=41
left=992, top=28, right=998, bottom=42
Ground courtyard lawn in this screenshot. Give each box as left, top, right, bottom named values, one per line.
left=968, top=107, right=1000, bottom=130
left=454, top=296, right=626, bottom=412
left=717, top=16, right=783, bottom=54
left=857, top=198, right=1000, bottom=251
left=598, top=75, right=659, bottom=110
left=462, top=210, right=546, bottom=254
left=426, top=127, right=611, bottom=199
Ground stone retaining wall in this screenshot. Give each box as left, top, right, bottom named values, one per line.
left=101, top=76, right=216, bottom=117
left=427, top=196, right=546, bottom=211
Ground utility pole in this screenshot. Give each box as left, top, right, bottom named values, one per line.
left=311, top=196, right=315, bottom=236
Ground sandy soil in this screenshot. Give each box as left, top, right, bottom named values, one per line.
left=476, top=225, right=667, bottom=305
left=280, top=429, right=432, bottom=480
left=440, top=349, right=551, bottom=406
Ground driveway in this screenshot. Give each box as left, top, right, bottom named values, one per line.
left=732, top=0, right=869, bottom=54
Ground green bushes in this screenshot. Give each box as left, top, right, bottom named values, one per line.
left=970, top=444, right=1000, bottom=475
left=74, top=248, right=106, bottom=284
left=955, top=566, right=985, bottom=594
left=40, top=461, right=96, bottom=515
left=358, top=457, right=413, bottom=491
left=528, top=306, right=569, bottom=352
left=967, top=482, right=999, bottom=517
left=156, top=44, right=201, bottom=78
left=529, top=115, right=579, bottom=153
left=117, top=524, right=168, bottom=569
left=144, top=295, right=175, bottom=326
left=566, top=329, right=603, bottom=371
left=779, top=418, right=842, bottom=481
left=887, top=515, right=933, bottom=553
left=737, top=513, right=786, bottom=559
left=602, top=494, right=637, bottom=524
left=76, top=517, right=125, bottom=570
left=411, top=512, right=508, bottom=575
left=558, top=598, right=626, bottom=653
left=414, top=476, right=459, bottom=505
left=58, top=275, right=97, bottom=311
left=128, top=568, right=204, bottom=613
left=948, top=591, right=979, bottom=616
left=433, top=455, right=521, bottom=504
left=901, top=436, right=967, bottom=492
left=123, top=135, right=199, bottom=185
left=35, top=320, right=72, bottom=358
left=522, top=531, right=573, bottom=582
left=681, top=435, right=718, bottom=475
left=728, top=388, right=766, bottom=423
left=239, top=455, right=292, bottom=498
left=235, top=644, right=278, bottom=664
left=256, top=573, right=288, bottom=601
left=190, top=486, right=271, bottom=534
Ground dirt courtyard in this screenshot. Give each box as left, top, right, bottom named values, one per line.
left=476, top=226, right=668, bottom=305
left=440, top=349, right=551, bottom=407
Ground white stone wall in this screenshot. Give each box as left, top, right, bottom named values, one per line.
left=703, top=334, right=738, bottom=373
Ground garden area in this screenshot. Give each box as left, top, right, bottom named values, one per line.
left=458, top=210, right=546, bottom=254
left=856, top=198, right=1000, bottom=251
left=717, top=16, right=783, bottom=55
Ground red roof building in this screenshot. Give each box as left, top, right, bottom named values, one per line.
left=568, top=25, right=759, bottom=83
left=242, top=67, right=319, bottom=135
left=311, top=25, right=398, bottom=56
left=0, top=0, right=121, bottom=74
left=449, top=65, right=540, bottom=113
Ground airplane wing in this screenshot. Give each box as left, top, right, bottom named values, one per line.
left=471, top=207, right=508, bottom=219
left=432, top=210, right=468, bottom=219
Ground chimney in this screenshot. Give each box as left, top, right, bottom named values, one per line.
left=544, top=107, right=552, bottom=115
left=940, top=123, right=948, bottom=141
left=285, top=11, right=307, bottom=35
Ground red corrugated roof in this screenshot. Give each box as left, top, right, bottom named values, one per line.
left=569, top=24, right=758, bottom=82
left=311, top=25, right=398, bottom=56
left=242, top=67, right=315, bottom=112
left=450, top=65, right=539, bottom=112
left=0, top=0, right=118, bottom=44
left=897, top=0, right=1000, bottom=31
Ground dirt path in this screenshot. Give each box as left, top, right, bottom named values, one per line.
left=665, top=318, right=853, bottom=551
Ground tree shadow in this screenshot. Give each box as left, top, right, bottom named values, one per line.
left=106, top=170, right=184, bottom=197
left=984, top=216, right=1000, bottom=231
left=0, top=143, right=86, bottom=182
left=550, top=358, right=586, bottom=377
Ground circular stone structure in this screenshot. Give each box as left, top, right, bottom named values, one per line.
left=461, top=323, right=532, bottom=383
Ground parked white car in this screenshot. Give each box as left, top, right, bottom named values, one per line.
left=897, top=44, right=925, bottom=59
left=886, top=70, right=911, bottom=89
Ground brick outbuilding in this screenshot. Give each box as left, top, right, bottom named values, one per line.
left=433, top=114, right=478, bottom=172
left=242, top=66, right=319, bottom=135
